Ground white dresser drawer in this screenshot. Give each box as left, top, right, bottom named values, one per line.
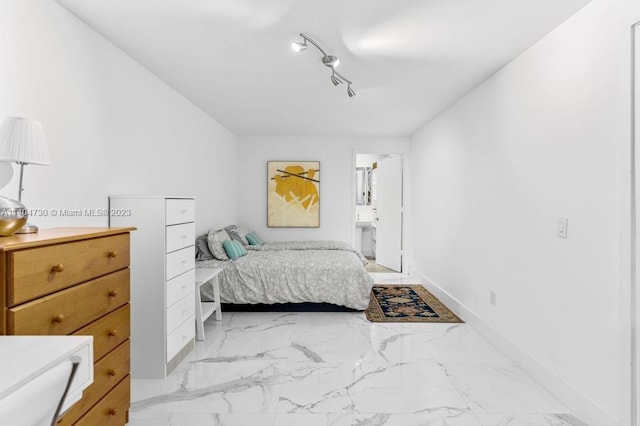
left=166, top=247, right=195, bottom=280
left=166, top=316, right=194, bottom=362
left=166, top=291, right=195, bottom=334
left=167, top=269, right=195, bottom=308
left=166, top=199, right=195, bottom=225
left=166, top=223, right=195, bottom=253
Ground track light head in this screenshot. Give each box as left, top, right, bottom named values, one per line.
left=291, top=40, right=307, bottom=52
left=330, top=72, right=342, bottom=86
left=347, top=84, right=356, bottom=98
left=322, top=55, right=340, bottom=68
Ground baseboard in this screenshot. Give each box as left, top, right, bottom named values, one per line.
left=410, top=266, right=618, bottom=426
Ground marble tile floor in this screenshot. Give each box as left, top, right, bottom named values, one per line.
left=127, top=275, right=586, bottom=426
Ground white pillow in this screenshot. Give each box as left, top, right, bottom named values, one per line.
left=227, top=225, right=251, bottom=246
left=207, top=229, right=231, bottom=260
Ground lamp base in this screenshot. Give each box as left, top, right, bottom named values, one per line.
left=15, top=223, right=39, bottom=234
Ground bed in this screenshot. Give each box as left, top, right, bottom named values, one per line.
left=196, top=240, right=374, bottom=310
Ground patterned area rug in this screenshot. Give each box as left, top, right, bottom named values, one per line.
left=366, top=285, right=463, bottom=323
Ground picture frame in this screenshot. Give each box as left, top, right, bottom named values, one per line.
left=267, top=161, right=320, bottom=228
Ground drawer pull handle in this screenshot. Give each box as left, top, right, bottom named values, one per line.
left=181, top=310, right=187, bottom=317
left=107, top=408, right=117, bottom=416
left=107, top=368, right=117, bottom=376
left=181, top=209, right=187, bottom=214
left=181, top=285, right=187, bottom=291
left=52, top=314, right=65, bottom=323
left=182, top=334, right=187, bottom=340
left=181, top=234, right=187, bottom=239
left=108, top=250, right=118, bottom=258
left=51, top=264, right=64, bottom=273
left=108, top=290, right=118, bottom=298
left=108, top=329, right=118, bottom=337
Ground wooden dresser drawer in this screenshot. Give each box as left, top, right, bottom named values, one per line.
left=166, top=246, right=194, bottom=280
left=7, top=233, right=130, bottom=306
left=165, top=199, right=195, bottom=225
left=167, top=269, right=194, bottom=308
left=167, top=315, right=194, bottom=362
left=74, top=375, right=130, bottom=426
left=8, top=269, right=130, bottom=335
left=74, top=304, right=130, bottom=361
left=166, top=291, right=195, bottom=334
left=166, top=222, right=195, bottom=253
left=58, top=340, right=130, bottom=426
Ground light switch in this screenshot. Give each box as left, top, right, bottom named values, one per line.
left=556, top=217, right=568, bottom=238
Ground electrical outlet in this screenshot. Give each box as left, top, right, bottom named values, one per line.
left=556, top=217, right=568, bottom=238
left=490, top=289, right=496, bottom=307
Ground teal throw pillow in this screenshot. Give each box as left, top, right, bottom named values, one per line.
left=223, top=239, right=247, bottom=260
left=246, top=232, right=264, bottom=246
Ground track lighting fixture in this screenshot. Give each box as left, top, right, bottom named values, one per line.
left=291, top=40, right=307, bottom=53
left=347, top=84, right=356, bottom=98
left=291, top=33, right=355, bottom=98
left=330, top=71, right=342, bottom=86
left=322, top=55, right=340, bottom=68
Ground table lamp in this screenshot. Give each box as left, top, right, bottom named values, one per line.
left=0, top=117, right=50, bottom=233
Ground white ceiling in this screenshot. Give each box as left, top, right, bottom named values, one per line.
left=56, top=0, right=589, bottom=137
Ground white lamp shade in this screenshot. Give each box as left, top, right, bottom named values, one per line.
left=0, top=117, right=50, bottom=165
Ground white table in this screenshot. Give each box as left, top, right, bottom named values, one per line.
left=0, top=336, right=93, bottom=423
left=195, top=268, right=223, bottom=341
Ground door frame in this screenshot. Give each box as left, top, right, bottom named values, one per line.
left=631, top=20, right=640, bottom=426
left=351, top=150, right=409, bottom=274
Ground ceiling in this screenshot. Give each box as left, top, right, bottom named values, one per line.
left=55, top=0, right=589, bottom=137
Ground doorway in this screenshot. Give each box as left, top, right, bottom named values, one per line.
left=354, top=153, right=403, bottom=273
left=633, top=20, right=640, bottom=426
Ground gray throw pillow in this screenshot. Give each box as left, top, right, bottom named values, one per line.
left=227, top=225, right=251, bottom=246
left=195, top=234, right=214, bottom=260
left=207, top=229, right=231, bottom=260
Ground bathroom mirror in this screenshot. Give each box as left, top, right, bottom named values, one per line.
left=355, top=167, right=372, bottom=205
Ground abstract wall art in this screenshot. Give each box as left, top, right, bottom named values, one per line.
left=267, top=161, right=320, bottom=227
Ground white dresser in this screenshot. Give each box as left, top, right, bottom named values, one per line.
left=109, top=196, right=196, bottom=379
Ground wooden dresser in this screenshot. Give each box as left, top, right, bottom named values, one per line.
left=0, top=227, right=135, bottom=425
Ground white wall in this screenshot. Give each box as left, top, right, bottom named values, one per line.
left=356, top=153, right=385, bottom=168
left=635, top=22, right=640, bottom=426
left=0, top=0, right=237, bottom=235
left=236, top=136, right=410, bottom=245
left=409, top=0, right=639, bottom=424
